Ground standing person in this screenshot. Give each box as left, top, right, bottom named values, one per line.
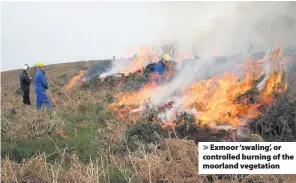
left=19, top=64, right=32, bottom=105
left=34, top=61, right=52, bottom=110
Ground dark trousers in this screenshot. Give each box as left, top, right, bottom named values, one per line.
left=22, top=88, right=31, bottom=105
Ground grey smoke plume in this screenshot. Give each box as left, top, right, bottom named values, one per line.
left=85, top=60, right=113, bottom=80
left=93, top=2, right=296, bottom=85
left=147, top=1, right=296, bottom=106
left=99, top=58, right=132, bottom=78
left=86, top=1, right=296, bottom=107
left=96, top=1, right=296, bottom=127
left=148, top=45, right=295, bottom=117
left=158, top=2, right=296, bottom=57
left=149, top=51, right=252, bottom=106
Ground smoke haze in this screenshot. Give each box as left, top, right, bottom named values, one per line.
left=2, top=1, right=296, bottom=70
left=159, top=1, right=296, bottom=56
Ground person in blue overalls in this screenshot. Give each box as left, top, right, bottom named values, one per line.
left=151, top=53, right=171, bottom=84
left=34, top=61, right=52, bottom=110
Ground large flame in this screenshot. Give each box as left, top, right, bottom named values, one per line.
left=122, top=46, right=151, bottom=75
left=181, top=72, right=261, bottom=126
left=116, top=82, right=160, bottom=106
left=110, top=48, right=289, bottom=128
left=99, top=46, right=192, bottom=80
left=66, top=70, right=86, bottom=91
left=99, top=46, right=159, bottom=80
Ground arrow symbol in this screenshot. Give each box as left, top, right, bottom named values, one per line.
left=203, top=145, right=209, bottom=150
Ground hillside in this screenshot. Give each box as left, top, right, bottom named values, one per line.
left=1, top=61, right=98, bottom=85
left=1, top=50, right=296, bottom=183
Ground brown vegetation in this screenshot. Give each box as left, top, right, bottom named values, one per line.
left=1, top=54, right=296, bottom=183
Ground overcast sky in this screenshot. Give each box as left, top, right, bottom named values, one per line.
left=2, top=1, right=165, bottom=71
left=2, top=1, right=296, bottom=71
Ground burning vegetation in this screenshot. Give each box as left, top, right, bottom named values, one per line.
left=61, top=47, right=292, bottom=146
left=65, top=69, right=87, bottom=91
left=105, top=48, right=289, bottom=131
left=3, top=45, right=294, bottom=183
left=63, top=47, right=291, bottom=137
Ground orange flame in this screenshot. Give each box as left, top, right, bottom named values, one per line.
left=122, top=46, right=153, bottom=75
left=115, top=82, right=160, bottom=106
left=66, top=70, right=86, bottom=91
left=109, top=48, right=288, bottom=128
left=182, top=72, right=262, bottom=126
left=261, top=48, right=289, bottom=102
left=99, top=46, right=158, bottom=80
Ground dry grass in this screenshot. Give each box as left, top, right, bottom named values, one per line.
left=132, top=138, right=201, bottom=182
left=2, top=140, right=296, bottom=183
left=2, top=107, right=59, bottom=140
left=2, top=60, right=296, bottom=183
left=2, top=153, right=111, bottom=183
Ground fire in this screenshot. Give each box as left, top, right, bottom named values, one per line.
left=66, top=70, right=86, bottom=91
left=109, top=48, right=288, bottom=128
left=109, top=104, right=134, bottom=121
left=99, top=46, right=158, bottom=80
left=182, top=72, right=262, bottom=126
left=115, top=82, right=160, bottom=106
left=122, top=46, right=153, bottom=76
left=260, top=48, right=289, bottom=102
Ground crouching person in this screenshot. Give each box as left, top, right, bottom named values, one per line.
left=34, top=61, right=52, bottom=110
left=151, top=53, right=171, bottom=84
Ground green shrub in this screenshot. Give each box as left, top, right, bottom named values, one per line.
left=60, top=102, right=111, bottom=128
left=79, top=102, right=114, bottom=127
left=71, top=124, right=98, bottom=163
left=249, top=98, right=296, bottom=142
left=100, top=166, right=136, bottom=183
left=1, top=135, right=68, bottom=163
left=108, top=166, right=127, bottom=183
left=74, top=61, right=85, bottom=70
left=125, top=122, right=165, bottom=152
left=57, top=103, right=112, bottom=162
left=105, top=92, right=115, bottom=103
left=1, top=102, right=111, bottom=164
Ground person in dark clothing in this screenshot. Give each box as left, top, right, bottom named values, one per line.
left=19, top=64, right=32, bottom=105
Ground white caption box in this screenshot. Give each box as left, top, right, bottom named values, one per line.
left=198, top=142, right=296, bottom=174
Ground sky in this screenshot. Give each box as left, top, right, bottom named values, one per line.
left=2, top=1, right=296, bottom=71
left=1, top=1, right=165, bottom=71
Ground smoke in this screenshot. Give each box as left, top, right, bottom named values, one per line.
left=85, top=60, right=113, bottom=80
left=149, top=54, right=250, bottom=106
left=158, top=2, right=296, bottom=56
left=148, top=46, right=292, bottom=124
left=89, top=2, right=295, bottom=108
left=94, top=1, right=295, bottom=127
left=146, top=1, right=296, bottom=106
left=99, top=58, right=131, bottom=78
left=96, top=2, right=296, bottom=84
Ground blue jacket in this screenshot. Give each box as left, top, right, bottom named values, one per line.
left=34, top=69, right=49, bottom=92
left=154, top=60, right=166, bottom=75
